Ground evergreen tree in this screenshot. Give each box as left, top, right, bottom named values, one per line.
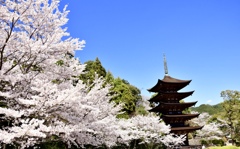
left=221, top=90, right=240, bottom=145
left=110, top=78, right=141, bottom=118
left=79, top=58, right=142, bottom=118
left=105, top=71, right=114, bottom=85
left=79, top=57, right=107, bottom=85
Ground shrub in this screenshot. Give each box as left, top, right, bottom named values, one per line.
left=211, top=139, right=224, bottom=146
left=200, top=139, right=209, bottom=146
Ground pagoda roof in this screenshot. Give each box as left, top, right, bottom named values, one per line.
left=170, top=126, right=203, bottom=134
left=161, top=114, right=200, bottom=123
left=149, top=91, right=194, bottom=103
left=149, top=101, right=197, bottom=113
left=148, top=75, right=192, bottom=92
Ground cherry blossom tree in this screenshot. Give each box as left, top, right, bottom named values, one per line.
left=0, top=0, right=185, bottom=148
left=0, top=0, right=85, bottom=147
left=117, top=114, right=185, bottom=147
left=191, top=112, right=223, bottom=140
left=116, top=100, right=185, bottom=148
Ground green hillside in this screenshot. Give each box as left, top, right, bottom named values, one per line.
left=191, top=103, right=224, bottom=115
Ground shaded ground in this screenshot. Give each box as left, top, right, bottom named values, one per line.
left=208, top=146, right=240, bottom=149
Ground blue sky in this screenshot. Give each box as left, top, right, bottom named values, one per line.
left=60, top=0, right=240, bottom=106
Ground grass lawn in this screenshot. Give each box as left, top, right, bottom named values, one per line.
left=208, top=146, right=240, bottom=149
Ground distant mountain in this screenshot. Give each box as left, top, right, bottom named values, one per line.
left=191, top=103, right=224, bottom=115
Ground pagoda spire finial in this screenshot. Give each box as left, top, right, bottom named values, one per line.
left=163, top=54, right=169, bottom=76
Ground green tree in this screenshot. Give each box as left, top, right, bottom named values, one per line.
left=79, top=58, right=142, bottom=119
left=110, top=78, right=141, bottom=118
left=221, top=90, right=240, bottom=145
left=105, top=71, right=114, bottom=85
left=79, top=57, right=107, bottom=85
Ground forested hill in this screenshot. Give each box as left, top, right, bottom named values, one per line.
left=190, top=103, right=224, bottom=115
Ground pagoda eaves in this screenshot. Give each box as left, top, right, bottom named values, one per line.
left=148, top=76, right=192, bottom=92
left=149, top=91, right=194, bottom=103
left=149, top=101, right=197, bottom=113
left=171, top=126, right=203, bottom=134
left=161, top=114, right=200, bottom=124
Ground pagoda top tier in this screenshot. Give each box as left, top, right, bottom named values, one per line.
left=148, top=75, right=192, bottom=92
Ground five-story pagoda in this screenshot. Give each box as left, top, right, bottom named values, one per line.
left=148, top=55, right=202, bottom=146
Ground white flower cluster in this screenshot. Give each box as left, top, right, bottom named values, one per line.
left=191, top=112, right=223, bottom=140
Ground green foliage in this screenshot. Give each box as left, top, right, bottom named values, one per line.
left=190, top=103, right=224, bottom=115
left=116, top=112, right=130, bottom=119
left=110, top=77, right=141, bottom=118
left=78, top=58, right=142, bottom=119
left=211, top=139, right=225, bottom=146
left=135, top=105, right=148, bottom=116
left=31, top=135, right=79, bottom=149
left=200, top=139, right=208, bottom=146
left=0, top=144, right=17, bottom=149
left=180, top=100, right=191, bottom=114
left=52, top=79, right=62, bottom=84
left=209, top=146, right=240, bottom=149
left=105, top=71, right=114, bottom=85
left=221, top=90, right=240, bottom=146
left=112, top=139, right=166, bottom=149
left=55, top=60, right=64, bottom=66
left=0, top=96, right=7, bottom=108
left=193, top=90, right=240, bottom=146
left=0, top=93, right=12, bottom=130
left=36, top=141, right=67, bottom=149
left=79, top=57, right=107, bottom=85
left=30, top=64, right=43, bottom=72
left=188, top=133, right=193, bottom=139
